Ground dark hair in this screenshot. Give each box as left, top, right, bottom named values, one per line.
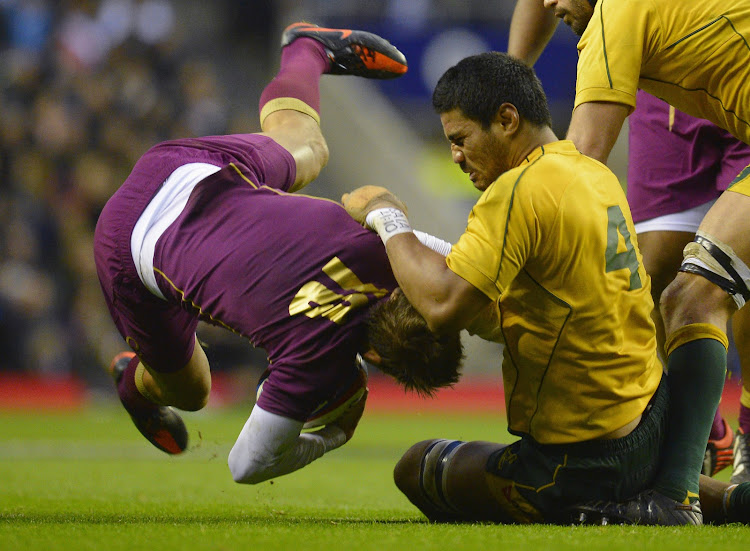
left=367, top=291, right=464, bottom=396
left=432, top=52, right=552, bottom=129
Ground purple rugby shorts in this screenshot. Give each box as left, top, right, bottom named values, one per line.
left=627, top=90, right=750, bottom=223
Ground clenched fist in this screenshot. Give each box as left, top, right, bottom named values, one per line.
left=341, top=185, right=408, bottom=226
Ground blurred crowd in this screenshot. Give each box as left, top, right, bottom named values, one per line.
left=0, top=0, right=271, bottom=382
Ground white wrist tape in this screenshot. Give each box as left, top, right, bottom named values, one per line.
left=365, top=208, right=413, bottom=245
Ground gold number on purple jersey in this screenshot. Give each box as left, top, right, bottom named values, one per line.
left=605, top=206, right=642, bottom=291
left=288, top=257, right=390, bottom=323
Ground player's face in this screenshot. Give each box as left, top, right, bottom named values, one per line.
left=544, top=0, right=594, bottom=36
left=440, top=109, right=509, bottom=192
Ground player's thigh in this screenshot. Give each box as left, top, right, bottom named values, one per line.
left=697, top=188, right=750, bottom=266
left=108, top=280, right=210, bottom=408
left=637, top=231, right=695, bottom=297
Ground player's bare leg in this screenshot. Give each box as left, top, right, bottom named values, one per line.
left=393, top=440, right=518, bottom=523
left=637, top=230, right=695, bottom=360
left=699, top=474, right=750, bottom=524
left=639, top=229, right=735, bottom=476
left=257, top=22, right=407, bottom=192
left=657, top=189, right=750, bottom=507
left=135, top=336, right=211, bottom=411
left=261, top=110, right=329, bottom=191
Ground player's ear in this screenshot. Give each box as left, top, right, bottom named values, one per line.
left=494, top=103, right=519, bottom=134
left=362, top=349, right=381, bottom=365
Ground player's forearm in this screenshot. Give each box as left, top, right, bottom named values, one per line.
left=234, top=429, right=344, bottom=485
left=228, top=406, right=346, bottom=484
left=384, top=232, right=471, bottom=335
left=345, top=191, right=483, bottom=335
left=508, top=0, right=559, bottom=65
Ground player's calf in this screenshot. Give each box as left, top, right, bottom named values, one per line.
left=108, top=352, right=189, bottom=455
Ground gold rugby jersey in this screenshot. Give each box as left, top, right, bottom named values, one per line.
left=575, top=0, right=750, bottom=145
left=447, top=141, right=661, bottom=444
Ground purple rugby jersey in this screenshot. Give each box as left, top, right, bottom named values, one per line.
left=627, top=91, right=750, bottom=223
left=94, top=134, right=397, bottom=421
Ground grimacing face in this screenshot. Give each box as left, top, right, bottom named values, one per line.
left=440, top=108, right=510, bottom=192
left=544, top=0, right=595, bottom=37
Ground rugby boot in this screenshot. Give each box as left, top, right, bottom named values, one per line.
left=702, top=418, right=735, bottom=476
left=281, top=22, right=407, bottom=79
left=109, top=352, right=188, bottom=455
left=731, top=429, right=750, bottom=484
left=564, top=489, right=703, bottom=526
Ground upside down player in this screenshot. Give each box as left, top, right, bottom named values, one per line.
left=537, top=0, right=750, bottom=523
left=342, top=52, right=750, bottom=525
left=508, top=0, right=750, bottom=485
left=94, top=23, right=463, bottom=485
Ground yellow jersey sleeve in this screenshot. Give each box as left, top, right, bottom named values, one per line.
left=575, top=0, right=657, bottom=110
left=575, top=0, right=750, bottom=144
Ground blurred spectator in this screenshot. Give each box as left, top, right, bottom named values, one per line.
left=0, top=0, right=245, bottom=383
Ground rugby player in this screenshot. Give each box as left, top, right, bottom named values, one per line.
left=508, top=0, right=750, bottom=484
left=343, top=50, right=750, bottom=525
left=94, top=22, right=462, bottom=485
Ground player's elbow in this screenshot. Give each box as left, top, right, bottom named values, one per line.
left=420, top=302, right=465, bottom=336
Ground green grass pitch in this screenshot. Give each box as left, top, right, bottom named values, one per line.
left=1, top=406, right=749, bottom=550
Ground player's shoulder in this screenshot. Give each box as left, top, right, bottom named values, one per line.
left=518, top=142, right=617, bottom=200
left=517, top=141, right=597, bottom=182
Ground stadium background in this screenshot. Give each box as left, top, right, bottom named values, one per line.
left=0, top=0, right=740, bottom=411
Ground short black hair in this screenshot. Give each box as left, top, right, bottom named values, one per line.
left=432, top=51, right=552, bottom=129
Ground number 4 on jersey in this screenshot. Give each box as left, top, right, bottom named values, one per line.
left=605, top=205, right=642, bottom=291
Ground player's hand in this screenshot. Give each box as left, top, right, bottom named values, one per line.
left=331, top=388, right=368, bottom=442
left=341, top=186, right=408, bottom=226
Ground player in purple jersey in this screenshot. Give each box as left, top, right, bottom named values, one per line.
left=508, top=0, right=750, bottom=488
left=93, top=22, right=462, bottom=485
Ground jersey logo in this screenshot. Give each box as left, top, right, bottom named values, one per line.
left=289, top=257, right=389, bottom=323
left=605, top=205, right=642, bottom=291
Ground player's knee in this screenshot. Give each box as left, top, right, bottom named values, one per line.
left=394, top=439, right=465, bottom=501
left=394, top=440, right=435, bottom=497
left=395, top=439, right=467, bottom=519
left=659, top=273, right=688, bottom=323
left=660, top=272, right=729, bottom=331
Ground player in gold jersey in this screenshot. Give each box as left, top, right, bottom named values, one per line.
left=541, top=0, right=750, bottom=523
left=342, top=51, right=750, bottom=525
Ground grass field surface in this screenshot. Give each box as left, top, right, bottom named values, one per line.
left=1, top=405, right=749, bottom=550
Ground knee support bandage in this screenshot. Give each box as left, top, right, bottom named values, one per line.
left=680, top=231, right=750, bottom=309
left=418, top=439, right=465, bottom=514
